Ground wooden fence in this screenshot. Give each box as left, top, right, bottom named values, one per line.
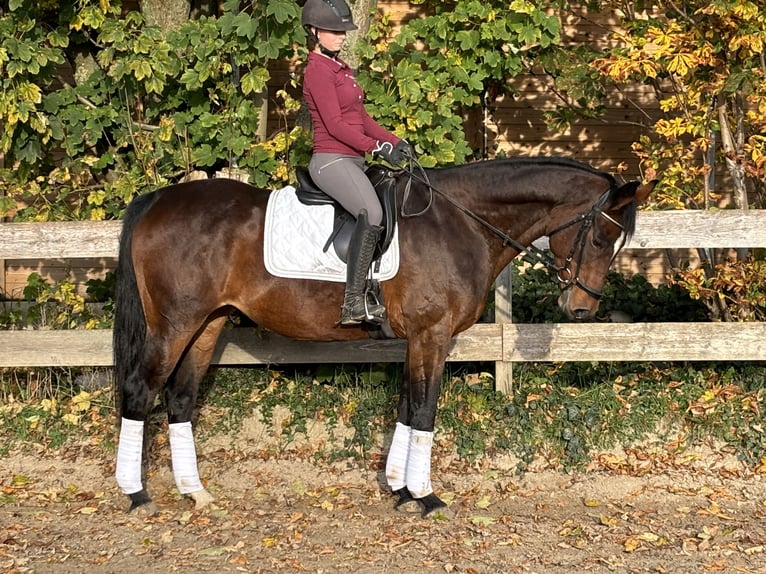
left=2, top=211, right=766, bottom=393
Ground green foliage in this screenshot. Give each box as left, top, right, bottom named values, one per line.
left=670, top=255, right=766, bottom=321
left=0, top=0, right=307, bottom=221
left=0, top=272, right=111, bottom=329
left=588, top=0, right=766, bottom=208
left=357, top=0, right=564, bottom=166
left=0, top=368, right=112, bottom=454
left=1, top=362, right=765, bottom=475
left=510, top=261, right=709, bottom=323
left=200, top=365, right=401, bottom=462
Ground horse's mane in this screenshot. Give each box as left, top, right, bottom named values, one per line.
left=424, top=157, right=638, bottom=237
left=437, top=156, right=615, bottom=183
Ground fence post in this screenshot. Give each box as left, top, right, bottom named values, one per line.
left=493, top=264, right=513, bottom=394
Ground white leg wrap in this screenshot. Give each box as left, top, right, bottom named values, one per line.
left=385, top=423, right=411, bottom=491
left=169, top=421, right=204, bottom=494
left=406, top=429, right=434, bottom=498
left=116, top=418, right=144, bottom=495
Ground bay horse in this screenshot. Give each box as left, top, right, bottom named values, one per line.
left=113, top=157, right=656, bottom=516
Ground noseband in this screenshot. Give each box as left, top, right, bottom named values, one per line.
left=544, top=192, right=626, bottom=300
left=395, top=160, right=626, bottom=301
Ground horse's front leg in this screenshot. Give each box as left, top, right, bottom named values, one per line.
left=385, top=331, right=451, bottom=517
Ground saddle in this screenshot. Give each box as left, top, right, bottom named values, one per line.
left=294, top=165, right=399, bottom=264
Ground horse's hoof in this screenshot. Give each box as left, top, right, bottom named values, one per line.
left=393, top=487, right=421, bottom=514
left=393, top=488, right=447, bottom=517
left=417, top=493, right=448, bottom=518
left=127, top=489, right=158, bottom=516
left=189, top=488, right=215, bottom=510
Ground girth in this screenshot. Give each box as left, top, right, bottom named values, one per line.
left=294, top=165, right=398, bottom=264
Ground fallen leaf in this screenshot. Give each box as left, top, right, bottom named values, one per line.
left=470, top=515, right=494, bottom=527
left=262, top=537, right=278, bottom=548
left=198, top=546, right=227, bottom=556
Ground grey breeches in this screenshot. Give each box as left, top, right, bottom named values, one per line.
left=308, top=153, right=383, bottom=226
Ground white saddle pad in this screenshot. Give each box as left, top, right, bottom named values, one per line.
left=263, top=186, right=400, bottom=283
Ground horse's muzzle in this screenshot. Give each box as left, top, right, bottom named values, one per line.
left=558, top=289, right=598, bottom=321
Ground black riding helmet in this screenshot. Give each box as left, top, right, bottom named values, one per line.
left=301, top=0, right=358, bottom=32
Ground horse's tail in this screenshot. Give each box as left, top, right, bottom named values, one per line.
left=113, top=191, right=160, bottom=406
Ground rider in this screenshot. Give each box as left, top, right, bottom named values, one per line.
left=301, top=0, right=412, bottom=326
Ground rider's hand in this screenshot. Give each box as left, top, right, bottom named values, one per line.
left=394, top=140, right=414, bottom=160
left=373, top=140, right=411, bottom=166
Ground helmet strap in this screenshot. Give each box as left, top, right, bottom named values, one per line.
left=310, top=27, right=340, bottom=59
left=319, top=43, right=340, bottom=59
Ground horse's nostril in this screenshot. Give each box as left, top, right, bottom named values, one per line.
left=573, top=308, right=591, bottom=320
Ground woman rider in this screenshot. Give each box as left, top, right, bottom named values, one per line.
left=301, top=0, right=412, bottom=325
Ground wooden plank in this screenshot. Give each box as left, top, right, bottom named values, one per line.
left=504, top=322, right=766, bottom=362
left=2, top=322, right=766, bottom=367
left=0, top=221, right=122, bottom=259
left=0, top=329, right=114, bottom=367
left=2, top=212, right=766, bottom=260
left=631, top=211, right=766, bottom=249
left=0, top=323, right=502, bottom=368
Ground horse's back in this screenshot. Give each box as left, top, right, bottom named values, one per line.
left=140, top=178, right=268, bottom=226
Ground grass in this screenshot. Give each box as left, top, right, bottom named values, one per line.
left=1, top=362, right=765, bottom=474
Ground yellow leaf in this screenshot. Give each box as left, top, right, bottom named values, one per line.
left=72, top=391, right=92, bottom=411
left=62, top=413, right=80, bottom=425
left=41, top=398, right=57, bottom=413
left=623, top=537, right=640, bottom=552
left=12, top=474, right=31, bottom=486
left=77, top=506, right=98, bottom=514
left=475, top=495, right=491, bottom=509
left=583, top=499, right=601, bottom=507
left=638, top=532, right=660, bottom=542
left=262, top=537, right=278, bottom=548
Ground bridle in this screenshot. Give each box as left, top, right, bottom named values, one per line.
left=387, top=157, right=627, bottom=301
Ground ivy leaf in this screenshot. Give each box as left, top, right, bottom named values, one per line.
left=267, top=0, right=299, bottom=24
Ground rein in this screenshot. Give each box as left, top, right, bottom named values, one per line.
left=392, top=157, right=626, bottom=300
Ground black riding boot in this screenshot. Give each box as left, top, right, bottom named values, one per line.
left=340, top=210, right=386, bottom=325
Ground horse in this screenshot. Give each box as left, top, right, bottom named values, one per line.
left=112, top=156, right=657, bottom=516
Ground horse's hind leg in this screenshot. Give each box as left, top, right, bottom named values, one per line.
left=164, top=315, right=227, bottom=509
left=116, top=335, right=187, bottom=512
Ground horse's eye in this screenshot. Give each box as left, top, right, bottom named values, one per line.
left=591, top=234, right=609, bottom=250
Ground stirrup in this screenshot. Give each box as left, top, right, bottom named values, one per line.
left=340, top=296, right=386, bottom=326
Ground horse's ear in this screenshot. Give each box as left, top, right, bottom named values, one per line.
left=610, top=179, right=658, bottom=209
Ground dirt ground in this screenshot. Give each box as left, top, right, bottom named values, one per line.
left=2, top=413, right=766, bottom=574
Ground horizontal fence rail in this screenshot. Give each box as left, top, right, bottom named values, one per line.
left=2, top=211, right=766, bottom=391
left=4, top=211, right=766, bottom=260
left=2, top=322, right=766, bottom=369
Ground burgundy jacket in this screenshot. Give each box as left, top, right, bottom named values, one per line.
left=303, top=51, right=400, bottom=156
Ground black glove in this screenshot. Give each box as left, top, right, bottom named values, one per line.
left=394, top=140, right=414, bottom=160
left=373, top=140, right=412, bottom=165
